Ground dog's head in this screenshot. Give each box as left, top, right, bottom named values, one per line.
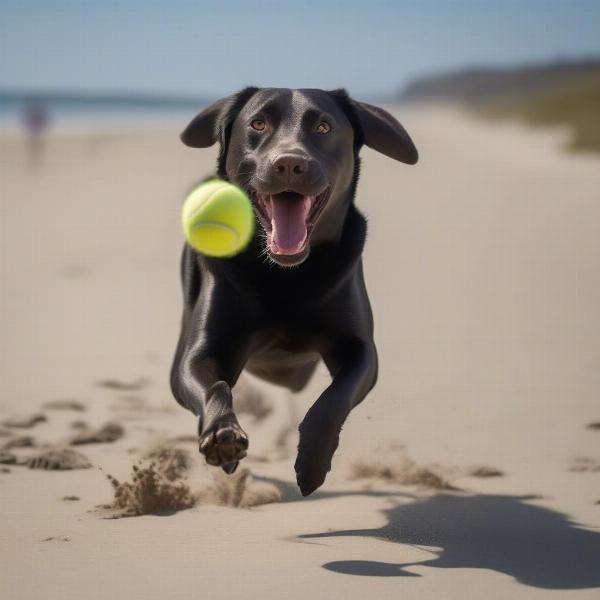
left=181, top=87, right=417, bottom=267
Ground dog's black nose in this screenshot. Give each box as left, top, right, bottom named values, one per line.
left=271, top=153, right=309, bottom=184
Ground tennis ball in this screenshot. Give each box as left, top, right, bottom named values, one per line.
left=181, top=179, right=255, bottom=257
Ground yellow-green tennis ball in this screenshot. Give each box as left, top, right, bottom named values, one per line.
left=182, top=179, right=255, bottom=257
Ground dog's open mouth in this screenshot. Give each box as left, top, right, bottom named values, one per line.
left=248, top=186, right=331, bottom=257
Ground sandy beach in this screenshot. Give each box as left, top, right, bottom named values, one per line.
left=1, top=105, right=599, bottom=599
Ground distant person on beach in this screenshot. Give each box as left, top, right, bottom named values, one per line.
left=22, top=101, right=49, bottom=167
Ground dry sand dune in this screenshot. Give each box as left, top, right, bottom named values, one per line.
left=1, top=106, right=600, bottom=599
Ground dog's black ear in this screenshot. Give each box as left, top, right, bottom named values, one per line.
left=180, top=87, right=259, bottom=148
left=351, top=100, right=418, bottom=165
left=180, top=96, right=233, bottom=148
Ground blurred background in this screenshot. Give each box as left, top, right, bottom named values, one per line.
left=1, top=0, right=599, bottom=138
left=1, top=2, right=600, bottom=598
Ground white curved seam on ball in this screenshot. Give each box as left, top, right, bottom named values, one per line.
left=190, top=220, right=240, bottom=243
left=185, top=183, right=231, bottom=221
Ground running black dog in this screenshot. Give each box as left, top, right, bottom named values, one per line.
left=170, top=87, right=417, bottom=496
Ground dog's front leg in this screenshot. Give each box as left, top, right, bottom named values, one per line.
left=172, top=336, right=251, bottom=474
left=294, top=338, right=378, bottom=496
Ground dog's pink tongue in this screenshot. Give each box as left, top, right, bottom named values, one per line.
left=269, top=196, right=309, bottom=254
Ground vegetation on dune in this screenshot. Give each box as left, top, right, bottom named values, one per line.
left=475, top=74, right=600, bottom=153
left=399, top=61, right=600, bottom=154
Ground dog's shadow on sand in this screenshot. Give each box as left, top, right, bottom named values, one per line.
left=297, top=492, right=600, bottom=590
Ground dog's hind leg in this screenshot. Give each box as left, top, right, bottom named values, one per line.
left=245, top=356, right=320, bottom=393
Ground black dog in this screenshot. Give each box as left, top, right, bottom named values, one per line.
left=170, top=87, right=417, bottom=496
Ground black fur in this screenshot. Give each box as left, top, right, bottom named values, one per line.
left=171, top=87, right=417, bottom=495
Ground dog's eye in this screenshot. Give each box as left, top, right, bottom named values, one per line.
left=251, top=119, right=266, bottom=131
left=316, top=121, right=331, bottom=134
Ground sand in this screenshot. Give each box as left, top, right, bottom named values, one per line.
left=1, top=106, right=600, bottom=599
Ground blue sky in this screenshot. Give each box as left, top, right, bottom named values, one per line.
left=1, top=0, right=599, bottom=98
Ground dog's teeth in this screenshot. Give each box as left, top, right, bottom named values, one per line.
left=303, top=196, right=313, bottom=216
left=264, top=195, right=273, bottom=220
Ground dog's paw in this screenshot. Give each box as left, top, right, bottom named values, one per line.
left=199, top=419, right=249, bottom=472
left=295, top=460, right=328, bottom=497
left=294, top=427, right=339, bottom=496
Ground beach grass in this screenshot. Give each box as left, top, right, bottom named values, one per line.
left=475, top=73, right=600, bottom=153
